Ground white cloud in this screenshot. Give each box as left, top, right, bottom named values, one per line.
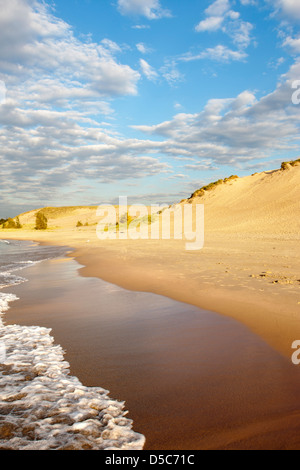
left=0, top=0, right=170, bottom=211
left=117, top=0, right=171, bottom=20
left=140, top=59, right=158, bottom=81
left=283, top=36, right=300, bottom=54
left=136, top=43, right=152, bottom=54
left=181, top=45, right=248, bottom=63
left=131, top=24, right=151, bottom=29
left=239, top=0, right=257, bottom=5
left=205, top=0, right=231, bottom=16
left=0, top=80, right=6, bottom=105
left=196, top=16, right=225, bottom=32
left=0, top=0, right=140, bottom=97
left=195, top=0, right=254, bottom=59
left=160, top=59, right=184, bottom=85
left=273, top=0, right=300, bottom=20
left=132, top=61, right=300, bottom=164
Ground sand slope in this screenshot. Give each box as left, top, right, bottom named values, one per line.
left=11, top=164, right=300, bottom=237
left=185, top=165, right=300, bottom=235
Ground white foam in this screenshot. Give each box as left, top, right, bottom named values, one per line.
left=0, top=291, right=145, bottom=450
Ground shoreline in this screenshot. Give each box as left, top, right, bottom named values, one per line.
left=0, top=230, right=300, bottom=359
left=4, top=249, right=300, bottom=450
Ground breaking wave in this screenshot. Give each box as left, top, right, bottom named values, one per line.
left=0, top=242, right=145, bottom=450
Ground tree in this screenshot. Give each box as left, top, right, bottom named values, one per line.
left=35, top=211, right=48, bottom=230
left=15, top=217, right=22, bottom=229
left=4, top=218, right=16, bottom=229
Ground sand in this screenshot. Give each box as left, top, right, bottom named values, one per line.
left=1, top=165, right=300, bottom=448
left=5, top=256, right=300, bottom=450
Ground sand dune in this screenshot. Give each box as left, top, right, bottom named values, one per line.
left=9, top=162, right=300, bottom=237
left=184, top=163, right=300, bottom=235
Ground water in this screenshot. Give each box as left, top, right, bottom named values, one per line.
left=0, top=239, right=145, bottom=450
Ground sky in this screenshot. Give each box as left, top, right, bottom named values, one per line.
left=0, top=0, right=300, bottom=216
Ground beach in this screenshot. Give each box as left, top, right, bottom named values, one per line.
left=3, top=228, right=300, bottom=359
left=1, top=166, right=300, bottom=449
left=4, top=252, right=300, bottom=450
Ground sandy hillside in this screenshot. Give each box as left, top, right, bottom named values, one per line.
left=16, top=206, right=99, bottom=229
left=182, top=163, right=300, bottom=235
left=10, top=162, right=300, bottom=237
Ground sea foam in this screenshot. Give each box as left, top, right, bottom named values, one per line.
left=0, top=255, right=145, bottom=450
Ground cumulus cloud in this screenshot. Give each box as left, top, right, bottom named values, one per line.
left=132, top=61, right=300, bottom=163
left=117, top=0, right=171, bottom=20
left=272, top=0, right=300, bottom=20
left=195, top=16, right=225, bottom=32
left=195, top=0, right=254, bottom=56
left=283, top=36, right=300, bottom=54
left=0, top=0, right=140, bottom=97
left=0, top=0, right=172, bottom=212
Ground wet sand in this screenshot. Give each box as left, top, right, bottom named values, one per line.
left=4, top=256, right=300, bottom=450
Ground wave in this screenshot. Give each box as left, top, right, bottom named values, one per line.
left=0, top=243, right=145, bottom=450
left=0, top=293, right=145, bottom=450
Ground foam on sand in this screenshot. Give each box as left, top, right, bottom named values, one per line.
left=0, top=293, right=145, bottom=450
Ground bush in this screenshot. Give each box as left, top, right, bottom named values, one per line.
left=15, top=217, right=22, bottom=229
left=76, top=221, right=83, bottom=227
left=2, top=217, right=22, bottom=229
left=189, top=175, right=239, bottom=199
left=281, top=159, right=300, bottom=170
left=35, top=211, right=48, bottom=230
left=4, top=218, right=16, bottom=229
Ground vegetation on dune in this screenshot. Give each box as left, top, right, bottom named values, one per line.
left=1, top=217, right=22, bottom=229
left=190, top=175, right=239, bottom=199
left=35, top=211, right=48, bottom=230
left=281, top=158, right=300, bottom=170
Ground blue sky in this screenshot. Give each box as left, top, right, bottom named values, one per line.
left=0, top=0, right=300, bottom=216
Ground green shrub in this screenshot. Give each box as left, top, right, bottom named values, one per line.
left=4, top=218, right=17, bottom=229
left=2, top=217, right=22, bottom=229
left=35, top=211, right=48, bottom=230
left=281, top=158, right=300, bottom=170
left=15, top=217, right=22, bottom=229
left=189, top=174, right=239, bottom=199
left=224, top=175, right=239, bottom=183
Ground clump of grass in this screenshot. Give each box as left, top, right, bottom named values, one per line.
left=224, top=175, right=239, bottom=183
left=76, top=221, right=83, bottom=227
left=281, top=158, right=300, bottom=170
left=119, top=213, right=135, bottom=227
left=189, top=175, right=239, bottom=199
